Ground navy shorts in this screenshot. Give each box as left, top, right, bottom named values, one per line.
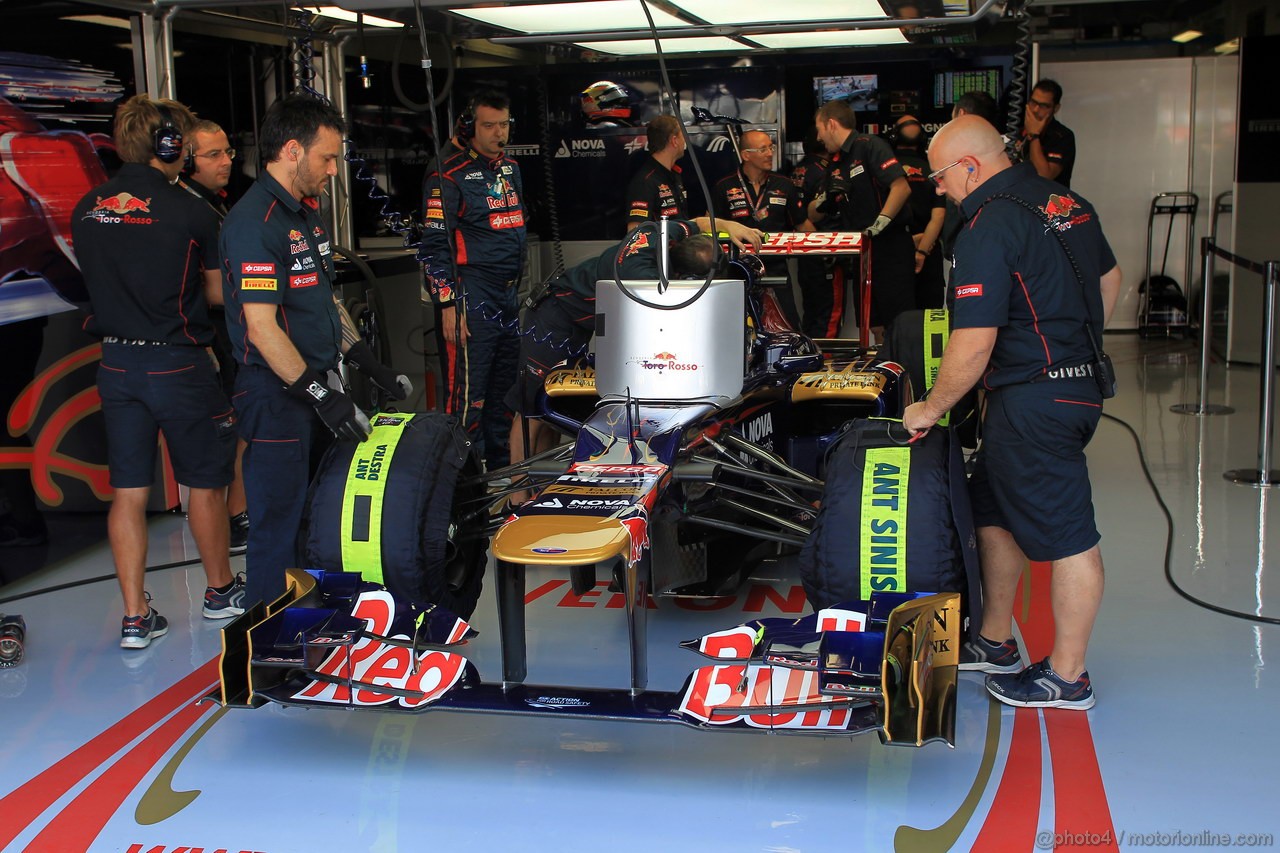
left=97, top=343, right=236, bottom=489
left=968, top=378, right=1102, bottom=562
left=506, top=293, right=593, bottom=417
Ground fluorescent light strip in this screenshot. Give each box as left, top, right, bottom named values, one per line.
left=1172, top=29, right=1203, bottom=43
left=297, top=6, right=403, bottom=28
left=672, top=0, right=888, bottom=25
left=61, top=14, right=132, bottom=30
left=576, top=36, right=752, bottom=55
left=451, top=1, right=688, bottom=35
left=1214, top=38, right=1239, bottom=55
left=750, top=29, right=908, bottom=49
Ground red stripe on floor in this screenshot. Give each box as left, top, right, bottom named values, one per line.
left=971, top=707, right=1042, bottom=852
left=24, top=698, right=214, bottom=852
left=1046, top=711, right=1119, bottom=849
left=0, top=658, right=218, bottom=850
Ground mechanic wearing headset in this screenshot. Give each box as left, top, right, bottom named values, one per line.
left=222, top=94, right=410, bottom=609
left=623, top=114, right=689, bottom=232
left=903, top=116, right=1121, bottom=710
left=808, top=100, right=913, bottom=341
left=70, top=95, right=240, bottom=649
left=888, top=114, right=947, bottom=310
left=505, top=216, right=765, bottom=504
left=421, top=89, right=526, bottom=471
left=711, top=129, right=804, bottom=328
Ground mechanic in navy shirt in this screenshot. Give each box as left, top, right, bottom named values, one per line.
left=504, top=216, right=764, bottom=503
left=788, top=132, right=837, bottom=338
left=807, top=100, right=914, bottom=340
left=889, top=115, right=947, bottom=310
left=70, top=95, right=240, bottom=648
left=222, top=94, right=410, bottom=608
left=421, top=90, right=526, bottom=471
left=903, top=116, right=1122, bottom=710
left=623, top=114, right=688, bottom=232
left=712, top=129, right=803, bottom=328
left=1016, top=79, right=1076, bottom=189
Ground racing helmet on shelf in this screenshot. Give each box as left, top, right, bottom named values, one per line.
left=580, top=80, right=633, bottom=122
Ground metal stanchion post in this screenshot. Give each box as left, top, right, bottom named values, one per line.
left=1172, top=237, right=1234, bottom=415
left=1226, top=260, right=1280, bottom=486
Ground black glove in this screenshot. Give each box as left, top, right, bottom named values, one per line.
left=343, top=340, right=412, bottom=401
left=285, top=370, right=372, bottom=441
left=816, top=172, right=849, bottom=214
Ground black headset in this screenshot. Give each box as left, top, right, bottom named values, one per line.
left=455, top=96, right=478, bottom=143
left=884, top=118, right=924, bottom=149
left=153, top=102, right=185, bottom=165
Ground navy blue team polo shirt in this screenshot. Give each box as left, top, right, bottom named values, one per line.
left=950, top=162, right=1117, bottom=389
left=71, top=163, right=221, bottom=345
left=220, top=172, right=341, bottom=372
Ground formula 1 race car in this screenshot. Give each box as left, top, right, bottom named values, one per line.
left=214, top=232, right=971, bottom=748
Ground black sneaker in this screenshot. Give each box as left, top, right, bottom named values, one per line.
left=230, top=511, right=249, bottom=551
left=121, top=600, right=169, bottom=650
left=203, top=573, right=246, bottom=619
left=958, top=635, right=1024, bottom=673
left=985, top=657, right=1095, bottom=710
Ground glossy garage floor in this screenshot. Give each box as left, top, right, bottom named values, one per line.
left=1, top=335, right=1278, bottom=853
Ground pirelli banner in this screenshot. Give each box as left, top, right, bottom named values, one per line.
left=799, top=418, right=982, bottom=640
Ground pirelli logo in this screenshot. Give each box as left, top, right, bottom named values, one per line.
left=242, top=277, right=278, bottom=291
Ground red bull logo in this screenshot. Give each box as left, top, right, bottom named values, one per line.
left=653, top=352, right=676, bottom=361
left=92, top=192, right=150, bottom=214
left=288, top=229, right=304, bottom=241
left=1042, top=193, right=1081, bottom=219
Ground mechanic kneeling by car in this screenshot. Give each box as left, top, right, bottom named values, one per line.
left=505, top=216, right=764, bottom=502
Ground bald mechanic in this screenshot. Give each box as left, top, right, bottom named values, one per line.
left=902, top=116, right=1122, bottom=710
left=506, top=216, right=764, bottom=503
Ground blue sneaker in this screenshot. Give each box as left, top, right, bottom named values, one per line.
left=985, top=657, right=1095, bottom=710
left=203, top=574, right=246, bottom=619
left=959, top=635, right=1024, bottom=673
left=121, top=599, right=169, bottom=650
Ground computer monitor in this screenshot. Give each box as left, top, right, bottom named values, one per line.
left=813, top=74, right=879, bottom=112
left=933, top=68, right=1001, bottom=108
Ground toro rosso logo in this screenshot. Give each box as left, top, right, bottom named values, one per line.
left=902, top=164, right=924, bottom=178
left=628, top=351, right=699, bottom=372
left=93, top=192, right=151, bottom=213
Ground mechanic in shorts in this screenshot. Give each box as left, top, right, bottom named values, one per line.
left=902, top=116, right=1122, bottom=710
left=71, top=95, right=241, bottom=649
left=505, top=216, right=764, bottom=503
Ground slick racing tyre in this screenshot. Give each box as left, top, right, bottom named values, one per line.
left=303, top=412, right=488, bottom=617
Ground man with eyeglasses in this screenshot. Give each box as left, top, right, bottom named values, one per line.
left=711, top=129, right=803, bottom=327
left=178, top=120, right=236, bottom=217
left=1017, top=79, right=1075, bottom=188
left=903, top=115, right=1121, bottom=711
left=178, top=119, right=249, bottom=550
left=421, top=89, right=526, bottom=471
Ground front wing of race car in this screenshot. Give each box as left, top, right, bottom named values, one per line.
left=213, top=569, right=958, bottom=747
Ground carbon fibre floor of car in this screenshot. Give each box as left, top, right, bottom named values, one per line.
left=1, top=335, right=1278, bottom=853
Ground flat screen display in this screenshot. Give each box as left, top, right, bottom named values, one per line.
left=813, top=74, right=879, bottom=112
left=933, top=68, right=1001, bottom=107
